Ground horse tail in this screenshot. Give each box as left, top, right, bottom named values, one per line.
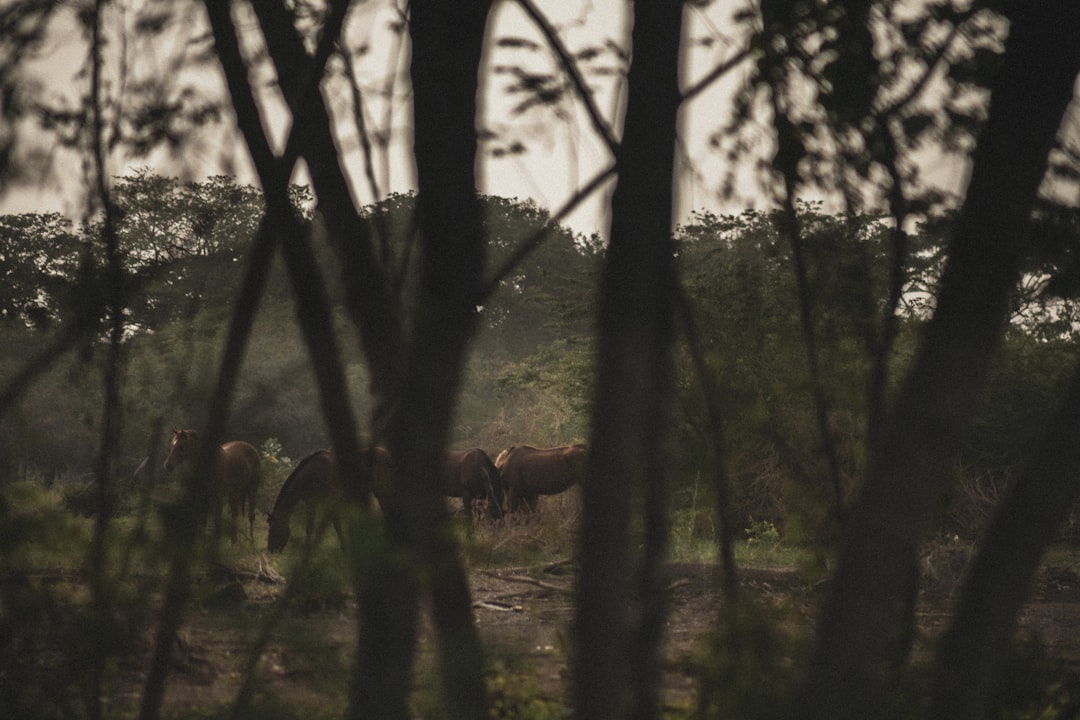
left=250, top=444, right=263, bottom=488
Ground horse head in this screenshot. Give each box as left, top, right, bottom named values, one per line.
left=266, top=511, right=290, bottom=553
left=163, top=428, right=199, bottom=471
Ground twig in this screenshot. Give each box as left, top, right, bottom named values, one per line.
left=473, top=600, right=524, bottom=612
left=480, top=571, right=573, bottom=594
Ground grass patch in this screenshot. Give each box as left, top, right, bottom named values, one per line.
left=669, top=512, right=808, bottom=568
left=462, top=489, right=582, bottom=569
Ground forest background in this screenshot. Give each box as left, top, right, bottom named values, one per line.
left=5, top=175, right=1080, bottom=544
left=3, top=1, right=1080, bottom=720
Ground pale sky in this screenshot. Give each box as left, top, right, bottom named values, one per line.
left=0, top=0, right=980, bottom=239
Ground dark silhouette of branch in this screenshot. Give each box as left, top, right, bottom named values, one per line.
left=875, top=8, right=978, bottom=119
left=769, top=107, right=847, bottom=524
left=249, top=1, right=404, bottom=403
left=85, top=1, right=127, bottom=714
left=515, top=0, right=621, bottom=158
left=139, top=3, right=350, bottom=716
left=681, top=46, right=752, bottom=103
left=245, top=0, right=372, bottom=500
left=573, top=3, right=683, bottom=718
left=931, top=356, right=1080, bottom=719
left=481, top=163, right=615, bottom=302
left=799, top=2, right=1080, bottom=717
left=139, top=216, right=278, bottom=720
left=674, top=284, right=739, bottom=602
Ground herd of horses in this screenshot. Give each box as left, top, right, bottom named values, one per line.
left=163, top=429, right=587, bottom=552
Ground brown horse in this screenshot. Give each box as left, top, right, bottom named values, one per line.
left=439, top=448, right=504, bottom=520
left=266, top=447, right=391, bottom=553
left=496, top=443, right=587, bottom=513
left=163, top=428, right=261, bottom=542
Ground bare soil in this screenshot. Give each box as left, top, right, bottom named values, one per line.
left=96, top=541, right=1080, bottom=719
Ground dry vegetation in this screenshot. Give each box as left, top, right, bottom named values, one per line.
left=5, top=477, right=1080, bottom=719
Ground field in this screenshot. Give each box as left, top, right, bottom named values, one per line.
left=5, top=483, right=1080, bottom=719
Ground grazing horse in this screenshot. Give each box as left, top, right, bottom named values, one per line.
left=163, top=429, right=261, bottom=542
left=266, top=447, right=391, bottom=553
left=497, top=443, right=587, bottom=513
left=439, top=448, right=504, bottom=520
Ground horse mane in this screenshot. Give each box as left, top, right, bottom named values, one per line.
left=478, top=449, right=504, bottom=518
left=271, top=449, right=331, bottom=515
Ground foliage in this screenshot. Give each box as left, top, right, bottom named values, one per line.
left=672, top=205, right=899, bottom=536
left=996, top=633, right=1080, bottom=720
left=693, top=600, right=806, bottom=720
left=0, top=212, right=83, bottom=328
left=6, top=183, right=1080, bottom=547
left=485, top=666, right=571, bottom=720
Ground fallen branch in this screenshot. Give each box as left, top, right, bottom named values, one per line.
left=256, top=555, right=287, bottom=585
left=473, top=600, right=524, bottom=612
left=480, top=571, right=573, bottom=594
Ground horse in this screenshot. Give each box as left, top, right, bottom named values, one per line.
left=496, top=443, right=587, bottom=513
left=163, top=428, right=261, bottom=542
left=439, top=448, right=504, bottom=520
left=266, top=447, right=391, bottom=553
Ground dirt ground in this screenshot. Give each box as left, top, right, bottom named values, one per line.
left=100, top=543, right=1080, bottom=719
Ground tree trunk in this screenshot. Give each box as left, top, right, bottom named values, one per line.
left=249, top=1, right=404, bottom=402
left=797, top=4, right=1080, bottom=719
left=931, top=360, right=1080, bottom=720
left=353, top=3, right=494, bottom=719
left=573, top=3, right=683, bottom=719
left=200, top=2, right=494, bottom=717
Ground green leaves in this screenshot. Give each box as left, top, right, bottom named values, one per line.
left=0, top=211, right=82, bottom=328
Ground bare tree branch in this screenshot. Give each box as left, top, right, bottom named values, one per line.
left=481, top=162, right=614, bottom=301
left=515, top=0, right=621, bottom=157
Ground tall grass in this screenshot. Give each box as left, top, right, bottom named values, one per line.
left=669, top=504, right=807, bottom=568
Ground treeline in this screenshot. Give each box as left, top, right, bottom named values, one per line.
left=3, top=173, right=1080, bottom=541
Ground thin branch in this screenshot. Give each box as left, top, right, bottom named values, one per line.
left=515, top=0, right=620, bottom=158
left=479, top=571, right=573, bottom=594
left=876, top=8, right=977, bottom=119
left=338, top=45, right=383, bottom=212
left=681, top=46, right=753, bottom=103
left=249, top=0, right=404, bottom=401
left=770, top=106, right=846, bottom=522
left=87, top=1, right=126, bottom=713
left=139, top=0, right=334, bottom=713
left=480, top=163, right=615, bottom=302
left=674, top=283, right=739, bottom=602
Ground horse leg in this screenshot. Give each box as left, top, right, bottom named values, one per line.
left=228, top=494, right=241, bottom=543
left=209, top=493, right=225, bottom=543
left=247, top=485, right=257, bottom=541
left=503, top=488, right=515, bottom=524
left=305, top=505, right=316, bottom=547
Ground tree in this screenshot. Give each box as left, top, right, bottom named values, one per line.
left=186, top=2, right=495, bottom=718
left=673, top=205, right=909, bottom=538
left=797, top=3, right=1080, bottom=719
left=573, top=3, right=683, bottom=720
left=0, top=212, right=82, bottom=327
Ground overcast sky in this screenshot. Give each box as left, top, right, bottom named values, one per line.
left=0, top=0, right=977, bottom=238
